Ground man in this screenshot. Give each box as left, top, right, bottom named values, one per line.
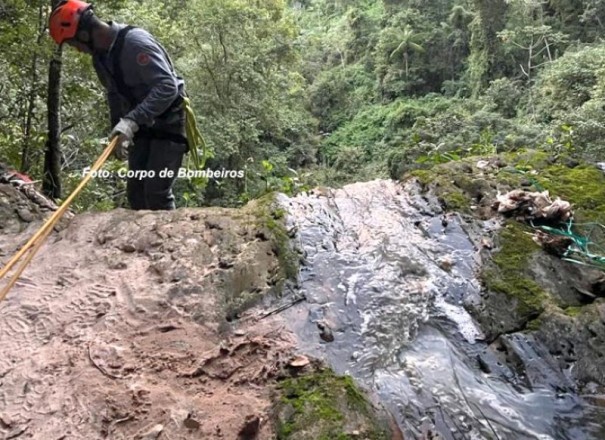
left=49, top=0, right=188, bottom=210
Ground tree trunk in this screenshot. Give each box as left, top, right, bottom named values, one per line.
left=21, top=52, right=38, bottom=173
left=44, top=44, right=62, bottom=200
left=21, top=5, right=45, bottom=173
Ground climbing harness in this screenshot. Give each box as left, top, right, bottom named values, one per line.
left=0, top=138, right=119, bottom=303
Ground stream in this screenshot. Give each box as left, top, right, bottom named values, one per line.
left=278, top=179, right=605, bottom=440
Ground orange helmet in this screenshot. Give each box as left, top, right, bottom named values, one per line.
left=49, top=0, right=93, bottom=45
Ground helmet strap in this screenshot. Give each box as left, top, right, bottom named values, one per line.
left=75, top=8, right=95, bottom=51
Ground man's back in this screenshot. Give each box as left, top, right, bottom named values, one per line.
left=92, top=23, right=185, bottom=128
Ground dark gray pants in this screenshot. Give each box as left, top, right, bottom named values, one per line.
left=127, top=134, right=187, bottom=211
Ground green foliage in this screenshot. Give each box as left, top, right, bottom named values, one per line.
left=3, top=0, right=605, bottom=211
left=534, top=44, right=605, bottom=156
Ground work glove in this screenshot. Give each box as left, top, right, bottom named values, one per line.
left=110, top=118, right=139, bottom=161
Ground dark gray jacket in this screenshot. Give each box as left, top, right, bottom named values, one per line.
left=92, top=22, right=185, bottom=129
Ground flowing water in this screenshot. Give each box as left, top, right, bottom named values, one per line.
left=278, top=179, right=605, bottom=440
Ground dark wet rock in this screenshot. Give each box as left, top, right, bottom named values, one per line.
left=237, top=415, right=260, bottom=439
left=317, top=321, right=334, bottom=343
left=476, top=354, right=491, bottom=374
left=532, top=303, right=605, bottom=387
left=262, top=151, right=602, bottom=438
left=183, top=413, right=201, bottom=430
left=119, top=243, right=137, bottom=253
left=402, top=151, right=605, bottom=395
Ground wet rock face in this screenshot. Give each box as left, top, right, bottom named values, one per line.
left=403, top=153, right=605, bottom=391
left=279, top=154, right=605, bottom=439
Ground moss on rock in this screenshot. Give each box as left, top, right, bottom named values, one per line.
left=245, top=192, right=300, bottom=287
left=481, top=221, right=549, bottom=319
left=275, top=369, right=389, bottom=440
left=402, top=150, right=605, bottom=336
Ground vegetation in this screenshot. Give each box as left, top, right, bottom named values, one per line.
left=1, top=0, right=605, bottom=208
left=275, top=369, right=389, bottom=439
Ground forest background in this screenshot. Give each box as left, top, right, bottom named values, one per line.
left=1, top=0, right=604, bottom=210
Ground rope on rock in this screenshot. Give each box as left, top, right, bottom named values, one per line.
left=0, top=137, right=119, bottom=303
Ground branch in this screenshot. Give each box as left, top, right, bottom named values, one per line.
left=60, top=124, right=74, bottom=134
left=520, top=63, right=530, bottom=78
left=218, top=27, right=228, bottom=64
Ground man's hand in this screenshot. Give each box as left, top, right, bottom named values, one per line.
left=110, top=118, right=139, bottom=161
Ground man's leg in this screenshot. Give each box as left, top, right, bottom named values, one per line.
left=127, top=135, right=151, bottom=210
left=143, top=138, right=187, bottom=210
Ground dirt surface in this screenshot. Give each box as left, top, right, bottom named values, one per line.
left=0, top=199, right=298, bottom=439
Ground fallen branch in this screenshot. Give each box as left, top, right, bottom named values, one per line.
left=260, top=295, right=305, bottom=320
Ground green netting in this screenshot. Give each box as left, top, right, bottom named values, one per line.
left=503, top=167, right=605, bottom=270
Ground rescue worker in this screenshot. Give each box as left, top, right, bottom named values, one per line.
left=49, top=0, right=188, bottom=210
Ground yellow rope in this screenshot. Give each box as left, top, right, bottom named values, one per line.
left=0, top=137, right=119, bottom=303
left=183, top=96, right=210, bottom=170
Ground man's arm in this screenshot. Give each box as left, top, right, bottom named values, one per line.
left=122, top=32, right=179, bottom=127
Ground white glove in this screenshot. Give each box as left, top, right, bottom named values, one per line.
left=110, top=118, right=139, bottom=160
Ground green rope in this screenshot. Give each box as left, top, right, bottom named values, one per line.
left=183, top=96, right=212, bottom=170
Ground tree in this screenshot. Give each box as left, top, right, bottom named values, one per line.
left=44, top=36, right=62, bottom=200
left=388, top=25, right=424, bottom=79
left=468, top=0, right=508, bottom=95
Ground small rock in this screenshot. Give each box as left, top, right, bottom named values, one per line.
left=16, top=208, right=34, bottom=222
left=170, top=269, right=187, bottom=282
left=289, top=355, right=310, bottom=368
left=109, top=261, right=127, bottom=270
left=136, top=424, right=163, bottom=440
left=317, top=321, right=334, bottom=343
left=184, top=413, right=201, bottom=430
left=234, top=329, right=246, bottom=337
left=564, top=158, right=580, bottom=168
left=237, top=415, right=261, bottom=440
left=119, top=243, right=136, bottom=253
left=218, top=258, right=234, bottom=269
left=439, top=257, right=454, bottom=272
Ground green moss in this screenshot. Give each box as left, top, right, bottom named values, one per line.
left=409, top=169, right=432, bottom=186
left=276, top=370, right=388, bottom=440
left=537, top=164, right=605, bottom=222
left=563, top=306, right=584, bottom=317
left=442, top=190, right=469, bottom=211
left=404, top=150, right=605, bottom=327
left=408, top=164, right=474, bottom=213
left=249, top=193, right=299, bottom=284
left=481, top=222, right=549, bottom=318
left=526, top=315, right=544, bottom=331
